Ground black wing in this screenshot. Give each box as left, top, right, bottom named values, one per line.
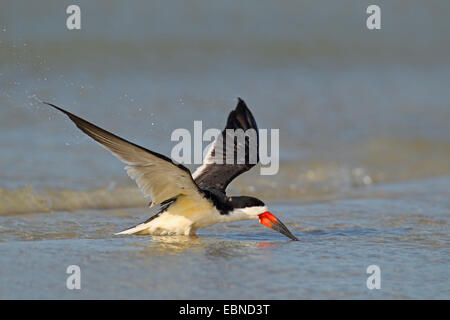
left=192, top=98, right=259, bottom=191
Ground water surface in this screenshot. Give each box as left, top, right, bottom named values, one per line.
left=0, top=0, right=449, bottom=299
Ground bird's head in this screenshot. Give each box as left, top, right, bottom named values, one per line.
left=228, top=196, right=298, bottom=241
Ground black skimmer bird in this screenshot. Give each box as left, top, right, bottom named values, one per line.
left=43, top=98, right=298, bottom=240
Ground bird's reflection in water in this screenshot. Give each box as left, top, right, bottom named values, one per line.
left=204, top=240, right=284, bottom=261
left=125, top=234, right=283, bottom=258
left=127, top=235, right=205, bottom=256
left=257, top=241, right=282, bottom=249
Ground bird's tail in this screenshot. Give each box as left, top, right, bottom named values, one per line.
left=114, top=222, right=151, bottom=235
left=114, top=213, right=160, bottom=235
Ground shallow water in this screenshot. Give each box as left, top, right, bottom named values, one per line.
left=1, top=1, right=450, bottom=299
left=1, top=176, right=448, bottom=299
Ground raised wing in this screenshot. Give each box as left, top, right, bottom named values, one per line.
left=44, top=102, right=200, bottom=205
left=192, top=98, right=259, bottom=191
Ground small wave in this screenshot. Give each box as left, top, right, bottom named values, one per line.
left=3, top=147, right=448, bottom=216
left=0, top=163, right=378, bottom=215
left=0, top=185, right=147, bottom=215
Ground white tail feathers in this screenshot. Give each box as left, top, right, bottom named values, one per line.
left=114, top=222, right=151, bottom=235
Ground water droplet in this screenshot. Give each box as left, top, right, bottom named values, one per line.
left=362, top=176, right=372, bottom=185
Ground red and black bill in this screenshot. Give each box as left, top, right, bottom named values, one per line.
left=259, top=211, right=298, bottom=241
